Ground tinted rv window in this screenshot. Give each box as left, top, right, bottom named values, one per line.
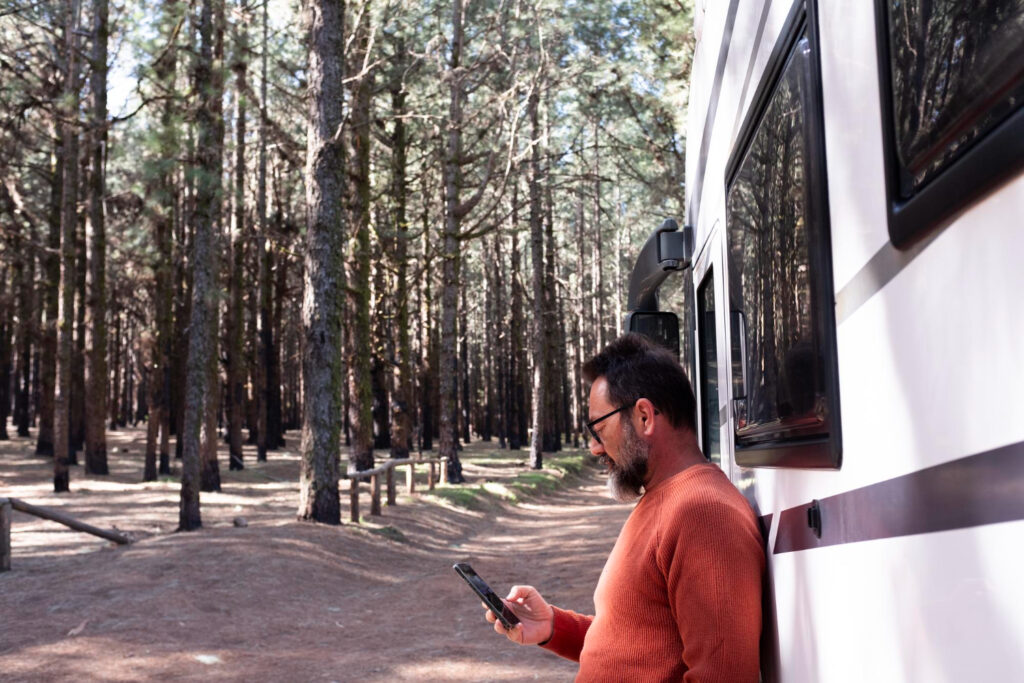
left=725, top=20, right=841, bottom=468
left=879, top=0, right=1024, bottom=245
left=697, top=272, right=720, bottom=465
left=885, top=0, right=1024, bottom=198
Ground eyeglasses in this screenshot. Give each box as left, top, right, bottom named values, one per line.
left=585, top=404, right=633, bottom=445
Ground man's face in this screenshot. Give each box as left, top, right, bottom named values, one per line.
left=588, top=377, right=649, bottom=502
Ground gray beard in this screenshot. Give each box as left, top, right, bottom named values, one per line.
left=605, top=420, right=649, bottom=503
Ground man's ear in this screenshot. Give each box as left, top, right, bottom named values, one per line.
left=635, top=398, right=657, bottom=437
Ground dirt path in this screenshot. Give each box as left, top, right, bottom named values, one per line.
left=0, top=428, right=631, bottom=681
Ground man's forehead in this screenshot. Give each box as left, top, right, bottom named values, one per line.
left=588, top=377, right=613, bottom=416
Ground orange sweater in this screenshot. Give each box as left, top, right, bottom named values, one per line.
left=542, top=463, right=764, bottom=682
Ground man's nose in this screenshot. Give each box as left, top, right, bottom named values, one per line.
left=589, top=435, right=604, bottom=457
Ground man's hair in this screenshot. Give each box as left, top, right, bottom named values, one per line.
left=582, top=333, right=697, bottom=432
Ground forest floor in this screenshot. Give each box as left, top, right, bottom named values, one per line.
left=0, top=425, right=631, bottom=681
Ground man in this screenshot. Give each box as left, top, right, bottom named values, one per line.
left=483, top=333, right=764, bottom=681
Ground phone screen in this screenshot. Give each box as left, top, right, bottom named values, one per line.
left=453, top=562, right=520, bottom=630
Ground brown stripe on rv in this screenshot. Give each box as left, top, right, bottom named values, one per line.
left=773, top=441, right=1024, bottom=554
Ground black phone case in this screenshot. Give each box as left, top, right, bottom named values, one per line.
left=453, top=562, right=520, bottom=629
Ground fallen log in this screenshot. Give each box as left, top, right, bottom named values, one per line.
left=7, top=497, right=133, bottom=546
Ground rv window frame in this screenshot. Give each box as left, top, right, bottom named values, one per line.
left=723, top=0, right=842, bottom=470
left=874, top=0, right=1024, bottom=248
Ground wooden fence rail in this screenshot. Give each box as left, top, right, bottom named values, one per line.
left=343, top=457, right=447, bottom=524
left=0, top=496, right=133, bottom=572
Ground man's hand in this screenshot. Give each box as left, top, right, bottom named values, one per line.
left=483, top=585, right=555, bottom=645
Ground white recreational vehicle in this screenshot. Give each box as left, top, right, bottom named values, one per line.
left=624, top=0, right=1024, bottom=680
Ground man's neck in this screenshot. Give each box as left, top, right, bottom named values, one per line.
left=644, top=432, right=708, bottom=492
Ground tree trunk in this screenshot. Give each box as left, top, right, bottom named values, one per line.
left=297, top=0, right=345, bottom=524
left=37, top=136, right=62, bottom=458
left=592, top=120, right=608, bottom=349
left=15, top=218, right=34, bottom=438
left=179, top=0, right=222, bottom=531
left=84, top=0, right=109, bottom=474
left=491, top=233, right=506, bottom=448
left=269, top=216, right=285, bottom=446
left=264, top=0, right=284, bottom=451
left=0, top=267, right=10, bottom=441
left=346, top=2, right=374, bottom=473
left=54, top=0, right=82, bottom=492
left=199, top=0, right=226, bottom=494
left=227, top=0, right=247, bottom=470
left=389, top=59, right=412, bottom=459
left=70, top=199, right=86, bottom=461
left=439, top=0, right=467, bottom=483
left=144, top=0, right=179, bottom=481
left=527, top=87, right=545, bottom=470
left=459, top=279, right=470, bottom=445
left=371, top=218, right=390, bottom=451
left=508, top=187, right=523, bottom=451
left=256, top=241, right=269, bottom=461
left=542, top=94, right=559, bottom=453
left=108, top=299, right=120, bottom=429
left=575, top=194, right=586, bottom=446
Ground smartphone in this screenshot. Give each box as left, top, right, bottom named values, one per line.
left=452, top=562, right=521, bottom=630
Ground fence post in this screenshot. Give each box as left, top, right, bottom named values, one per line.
left=370, top=474, right=382, bottom=516
left=1, top=498, right=11, bottom=572
left=406, top=464, right=415, bottom=494
left=428, top=461, right=436, bottom=490
left=386, top=465, right=396, bottom=506
left=349, top=477, right=360, bottom=524
left=440, top=459, right=448, bottom=485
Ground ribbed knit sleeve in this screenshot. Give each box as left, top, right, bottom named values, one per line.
left=657, top=473, right=764, bottom=683
left=539, top=606, right=593, bottom=662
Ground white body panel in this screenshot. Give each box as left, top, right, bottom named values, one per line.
left=677, top=0, right=1024, bottom=680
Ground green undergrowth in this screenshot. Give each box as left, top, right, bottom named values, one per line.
left=425, top=449, right=595, bottom=511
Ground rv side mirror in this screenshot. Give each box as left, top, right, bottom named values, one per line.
left=625, top=311, right=680, bottom=356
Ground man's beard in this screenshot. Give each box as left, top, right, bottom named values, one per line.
left=605, top=419, right=649, bottom=503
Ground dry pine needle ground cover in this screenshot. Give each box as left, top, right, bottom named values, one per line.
left=0, top=426, right=631, bottom=681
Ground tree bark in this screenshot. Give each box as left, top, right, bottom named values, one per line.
left=592, top=120, right=608, bottom=349
left=0, top=267, right=10, bottom=441
left=388, top=55, right=412, bottom=460
left=69, top=196, right=86, bottom=461
left=346, top=2, right=374, bottom=473
left=508, top=185, right=523, bottom=451
left=226, top=0, right=247, bottom=470
left=37, top=136, right=62, bottom=458
left=439, top=0, right=469, bottom=483
left=179, top=0, right=222, bottom=530
left=54, top=0, right=83, bottom=492
left=199, top=0, right=226, bottom=494
left=297, top=0, right=345, bottom=524
left=15, top=219, right=34, bottom=438
left=527, top=86, right=545, bottom=470
left=542, top=93, right=559, bottom=453
left=84, top=0, right=110, bottom=474
left=144, top=0, right=179, bottom=481
left=459, top=278, right=470, bottom=445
